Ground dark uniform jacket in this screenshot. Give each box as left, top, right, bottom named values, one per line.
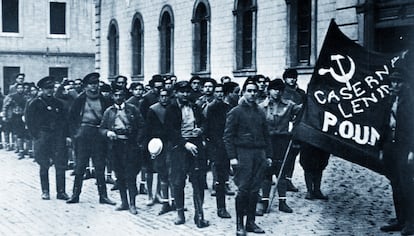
left=146, top=102, right=168, bottom=141
left=223, top=97, right=272, bottom=160
left=99, top=103, right=146, bottom=144
left=25, top=96, right=67, bottom=138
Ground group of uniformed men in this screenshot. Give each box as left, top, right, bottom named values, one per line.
left=9, top=67, right=413, bottom=235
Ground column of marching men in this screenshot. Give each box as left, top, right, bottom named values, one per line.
left=3, top=71, right=342, bottom=235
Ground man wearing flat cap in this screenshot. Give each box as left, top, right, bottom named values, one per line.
left=164, top=80, right=209, bottom=228
left=380, top=69, right=414, bottom=235
left=66, top=72, right=115, bottom=205
left=256, top=79, right=302, bottom=216
left=25, top=76, right=69, bottom=200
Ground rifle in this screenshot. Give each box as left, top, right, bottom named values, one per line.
left=266, top=139, right=293, bottom=213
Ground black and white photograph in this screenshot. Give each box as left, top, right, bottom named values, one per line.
left=1, top=0, right=414, bottom=235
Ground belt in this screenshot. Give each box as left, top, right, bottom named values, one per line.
left=81, top=123, right=100, bottom=128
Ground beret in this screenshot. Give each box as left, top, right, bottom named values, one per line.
left=283, top=68, right=298, bottom=79
left=174, top=80, right=191, bottom=91
left=268, top=79, right=285, bottom=91
left=37, top=76, right=56, bottom=89
left=242, top=76, right=258, bottom=91
left=83, top=72, right=100, bottom=84
left=202, top=78, right=217, bottom=87
left=149, top=74, right=164, bottom=87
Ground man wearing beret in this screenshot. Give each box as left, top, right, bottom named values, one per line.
left=380, top=70, right=414, bottom=235
left=256, top=79, right=302, bottom=215
left=66, top=72, right=115, bottom=205
left=164, top=81, right=209, bottom=228
left=223, top=77, right=272, bottom=235
left=25, top=76, right=69, bottom=200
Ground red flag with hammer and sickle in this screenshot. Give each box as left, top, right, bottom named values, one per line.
left=293, top=19, right=404, bottom=174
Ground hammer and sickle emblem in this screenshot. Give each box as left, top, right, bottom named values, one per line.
left=318, top=55, right=356, bottom=87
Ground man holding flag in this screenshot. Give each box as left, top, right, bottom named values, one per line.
left=293, top=19, right=413, bottom=235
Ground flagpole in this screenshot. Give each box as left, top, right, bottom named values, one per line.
left=266, top=138, right=293, bottom=214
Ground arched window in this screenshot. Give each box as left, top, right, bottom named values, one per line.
left=131, top=13, right=144, bottom=80
left=192, top=0, right=210, bottom=76
left=108, top=20, right=119, bottom=79
left=158, top=6, right=174, bottom=75
left=233, top=0, right=257, bottom=77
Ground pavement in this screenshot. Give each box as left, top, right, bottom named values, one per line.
left=0, top=148, right=400, bottom=236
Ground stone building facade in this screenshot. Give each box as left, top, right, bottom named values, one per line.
left=0, top=0, right=95, bottom=94
left=95, top=0, right=414, bottom=88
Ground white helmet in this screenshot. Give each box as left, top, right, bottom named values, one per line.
left=148, top=138, right=163, bottom=158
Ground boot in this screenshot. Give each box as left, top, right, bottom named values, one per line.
left=66, top=187, right=81, bottom=204
left=236, top=214, right=246, bottom=236
left=40, top=168, right=49, bottom=199
left=115, top=188, right=129, bottom=211
left=41, top=191, right=50, bottom=200
left=56, top=170, right=69, bottom=200
left=193, top=184, right=209, bottom=228
left=174, top=208, right=185, bottom=225
left=304, top=172, right=314, bottom=200
left=98, top=184, right=116, bottom=205
left=129, top=193, right=137, bottom=215
left=246, top=193, right=265, bottom=234
left=286, top=178, right=299, bottom=192
left=278, top=199, right=293, bottom=213
left=217, top=208, right=231, bottom=218
left=313, top=172, right=328, bottom=200
left=159, top=203, right=172, bottom=215
left=158, top=182, right=171, bottom=215
left=235, top=194, right=247, bottom=236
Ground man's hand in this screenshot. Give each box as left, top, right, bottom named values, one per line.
left=230, top=158, right=238, bottom=166
left=107, top=131, right=117, bottom=140
left=185, top=142, right=198, bottom=156
left=408, top=151, right=413, bottom=164
left=66, top=137, right=72, bottom=146
left=266, top=158, right=272, bottom=167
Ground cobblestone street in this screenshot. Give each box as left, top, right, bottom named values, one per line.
left=1, top=149, right=399, bottom=236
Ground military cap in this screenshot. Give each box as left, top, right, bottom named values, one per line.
left=83, top=72, right=100, bottom=84
left=174, top=80, right=191, bottom=91
left=100, top=83, right=112, bottom=92
left=242, top=76, right=258, bottom=92
left=223, top=82, right=239, bottom=95
left=189, top=75, right=202, bottom=84
left=268, top=79, right=285, bottom=91
left=37, top=76, right=56, bottom=89
left=283, top=68, right=298, bottom=79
